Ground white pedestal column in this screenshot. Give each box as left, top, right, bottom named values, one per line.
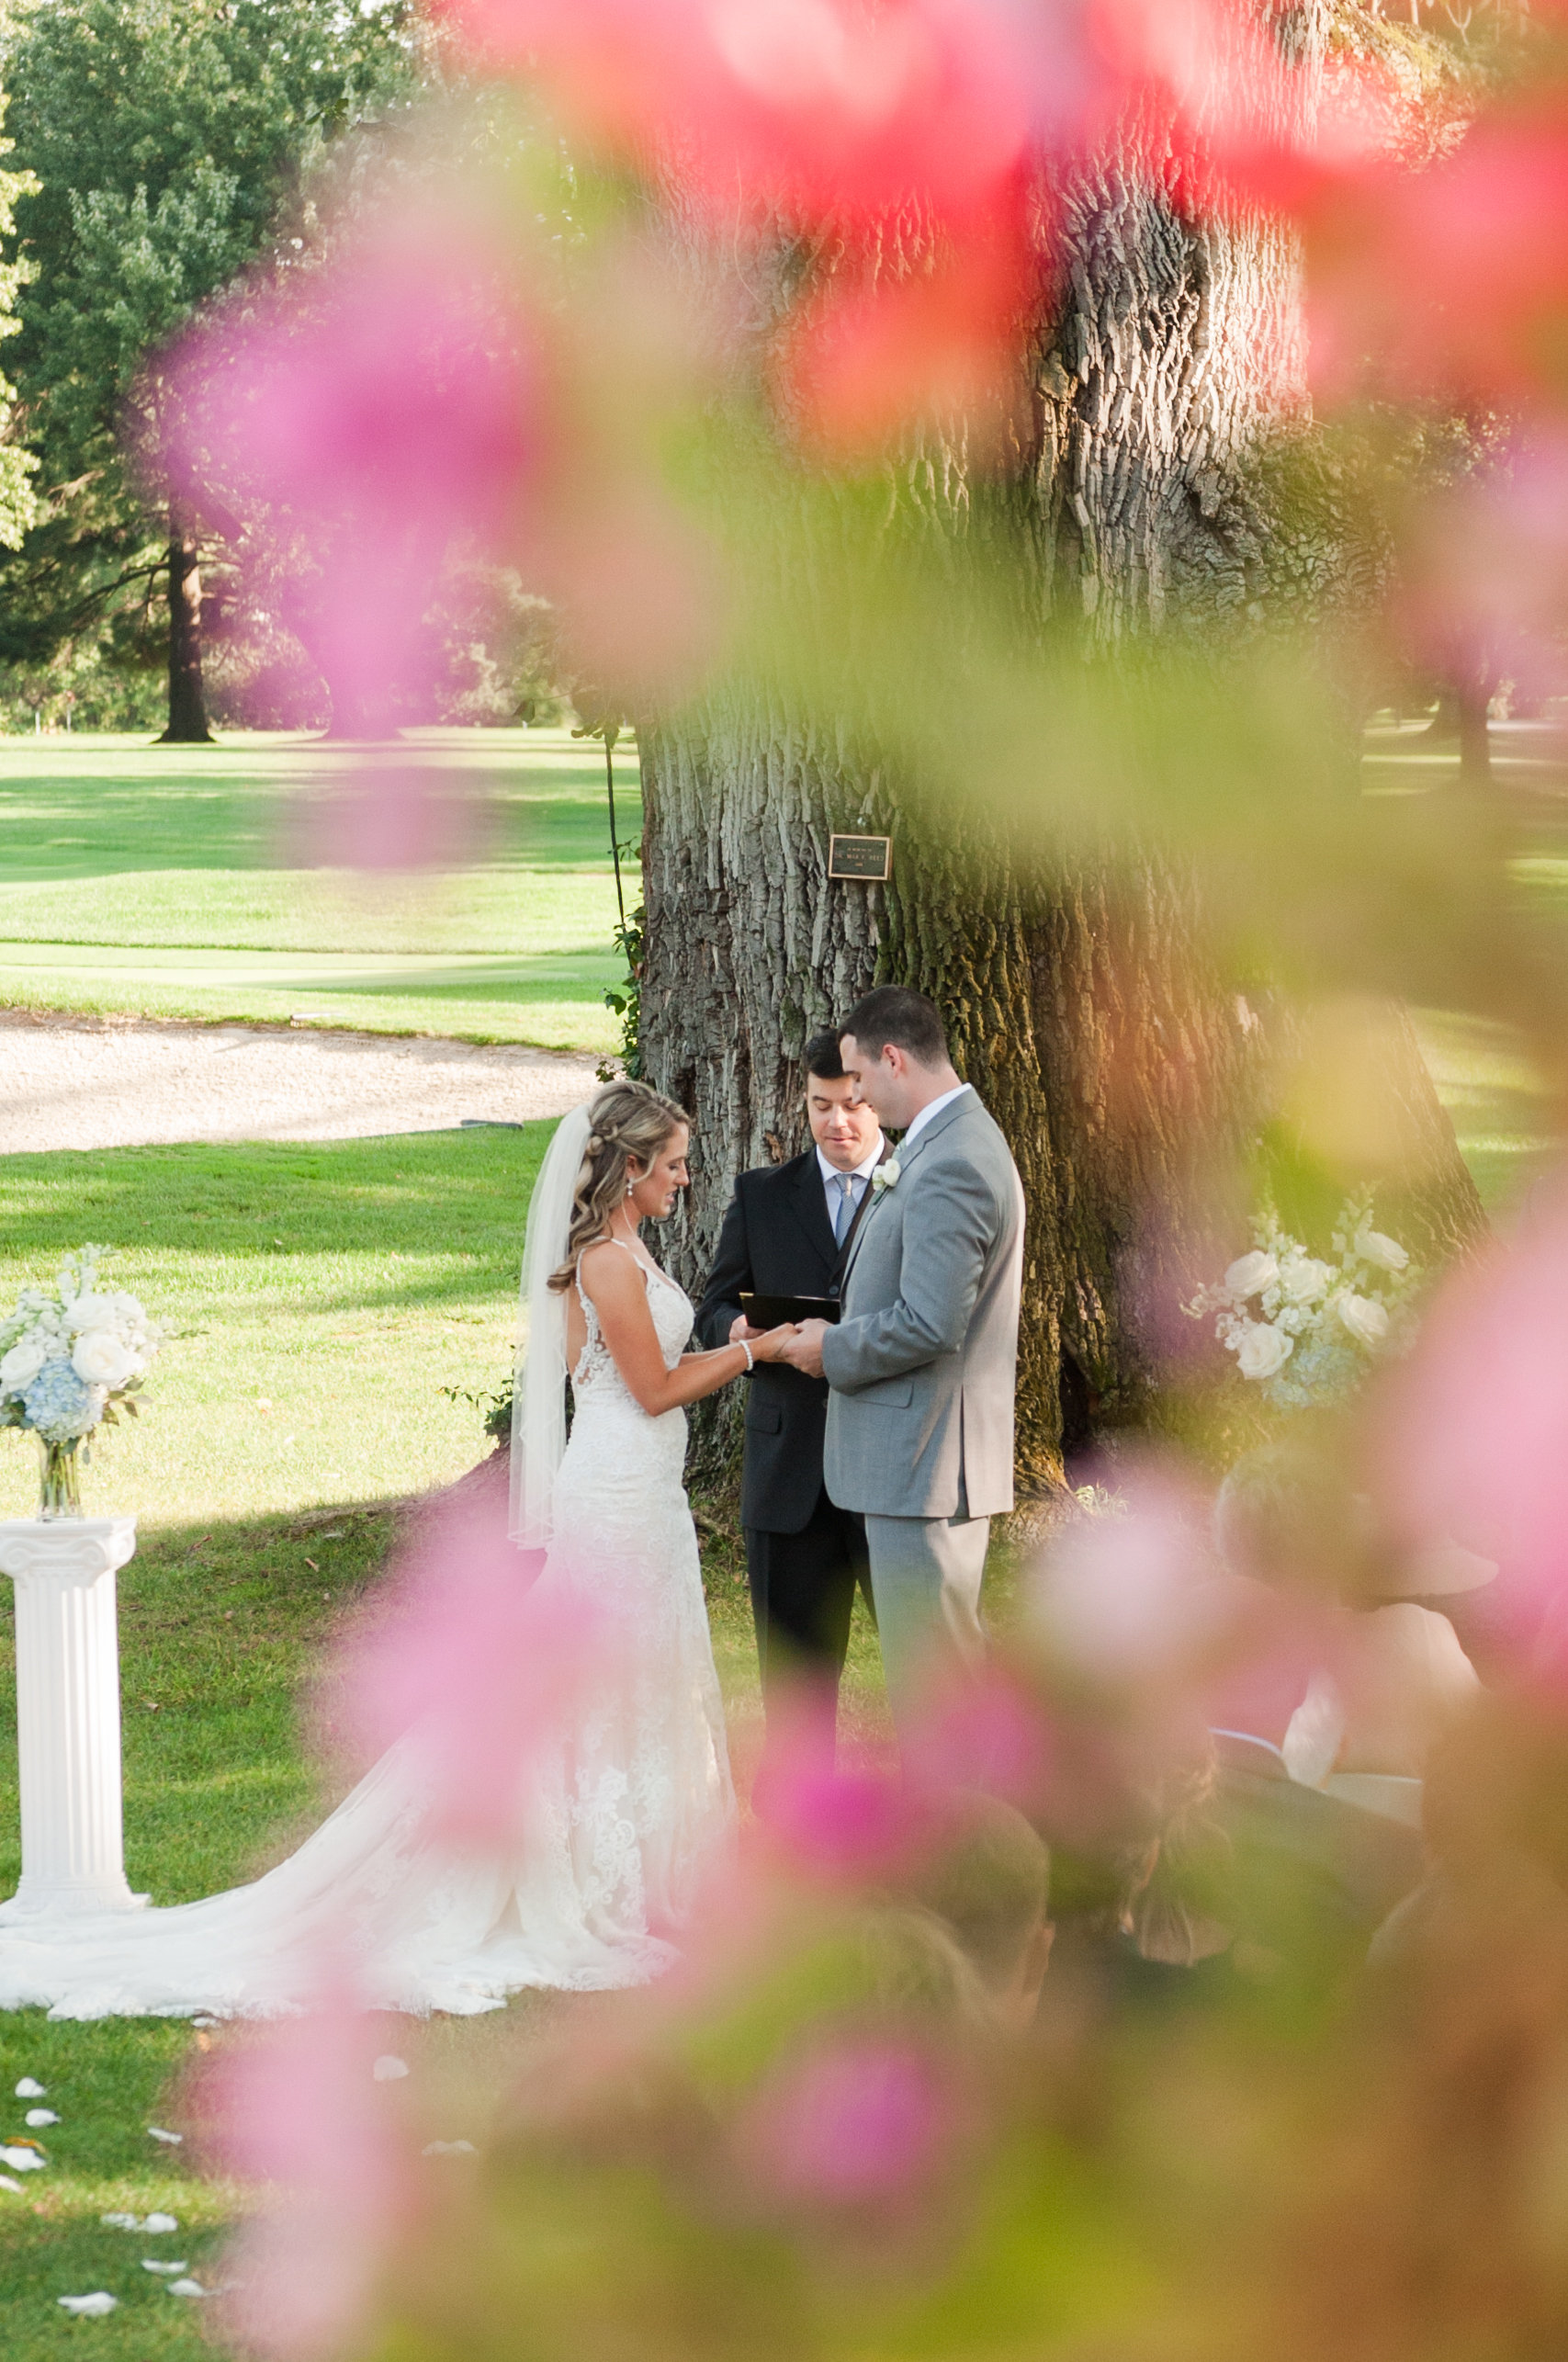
left=0, top=1516, right=141, bottom=1921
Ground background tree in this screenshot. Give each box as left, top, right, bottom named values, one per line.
left=634, top=0, right=1486, bottom=1493
left=0, top=0, right=414, bottom=740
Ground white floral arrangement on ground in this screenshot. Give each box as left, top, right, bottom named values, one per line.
left=0, top=1247, right=162, bottom=1445
left=1182, top=1191, right=1416, bottom=1410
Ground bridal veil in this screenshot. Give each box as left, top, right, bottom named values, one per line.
left=509, top=1100, right=592, bottom=1548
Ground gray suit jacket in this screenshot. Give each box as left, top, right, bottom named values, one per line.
left=820, top=1090, right=1024, bottom=1520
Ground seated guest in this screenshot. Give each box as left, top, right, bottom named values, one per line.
left=1214, top=1444, right=1480, bottom=1788
left=696, top=1029, right=887, bottom=1737
left=908, top=1794, right=1055, bottom=2032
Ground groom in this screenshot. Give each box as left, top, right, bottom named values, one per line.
left=780, top=987, right=1024, bottom=1730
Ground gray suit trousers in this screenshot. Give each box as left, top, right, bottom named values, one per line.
left=863, top=1486, right=988, bottom=1731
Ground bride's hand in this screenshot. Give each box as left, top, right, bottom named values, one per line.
left=747, top=1324, right=798, bottom=1364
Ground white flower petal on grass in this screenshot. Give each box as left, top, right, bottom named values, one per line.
left=101, top=2212, right=139, bottom=2230
left=26, top=2108, right=59, bottom=2127
left=58, top=2293, right=118, bottom=2315
left=0, top=2144, right=44, bottom=2170
left=422, top=2139, right=477, bottom=2156
left=142, top=2261, right=187, bottom=2275
left=141, top=2212, right=179, bottom=2233
left=146, top=2125, right=183, bottom=2144
left=15, top=2077, right=45, bottom=2098
left=373, top=2055, right=410, bottom=2082
left=0, top=2176, right=24, bottom=2195
left=165, top=2279, right=208, bottom=2299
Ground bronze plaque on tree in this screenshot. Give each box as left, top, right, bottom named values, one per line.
left=827, top=832, right=893, bottom=882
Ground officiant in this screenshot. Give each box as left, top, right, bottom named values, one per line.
left=696, top=1029, right=888, bottom=1731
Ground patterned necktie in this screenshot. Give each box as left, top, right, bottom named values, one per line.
left=833, top=1171, right=859, bottom=1246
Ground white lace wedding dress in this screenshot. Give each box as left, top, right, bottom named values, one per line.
left=0, top=1249, right=734, bottom=2020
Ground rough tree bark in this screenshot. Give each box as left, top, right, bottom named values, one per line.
left=639, top=14, right=1484, bottom=1494
left=159, top=512, right=214, bottom=745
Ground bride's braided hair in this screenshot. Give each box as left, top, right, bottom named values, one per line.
left=547, top=1079, right=689, bottom=1294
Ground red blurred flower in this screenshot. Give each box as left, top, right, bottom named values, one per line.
left=442, top=0, right=1321, bottom=452
left=1305, top=100, right=1568, bottom=408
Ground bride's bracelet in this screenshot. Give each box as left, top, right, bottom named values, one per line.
left=738, top=1339, right=754, bottom=1373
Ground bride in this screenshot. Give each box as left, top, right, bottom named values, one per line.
left=0, top=1081, right=796, bottom=2020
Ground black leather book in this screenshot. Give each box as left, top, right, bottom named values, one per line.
left=739, top=1291, right=841, bottom=1327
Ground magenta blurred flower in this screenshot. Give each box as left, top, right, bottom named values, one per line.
left=162, top=209, right=538, bottom=738
left=1373, top=1187, right=1568, bottom=1678
left=205, top=1990, right=414, bottom=2361
left=901, top=1660, right=1054, bottom=1806
left=740, top=2034, right=953, bottom=2207
left=332, top=1490, right=612, bottom=1855
left=751, top=1701, right=924, bottom=1881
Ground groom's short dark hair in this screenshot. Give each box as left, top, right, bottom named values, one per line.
left=841, top=986, right=948, bottom=1068
left=803, top=1028, right=847, bottom=1082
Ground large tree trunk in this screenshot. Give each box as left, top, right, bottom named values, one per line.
left=640, top=42, right=1483, bottom=1497
left=159, top=513, right=214, bottom=744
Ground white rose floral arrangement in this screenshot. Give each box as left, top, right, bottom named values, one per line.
left=1183, top=1191, right=1415, bottom=1410
left=0, top=1246, right=162, bottom=1512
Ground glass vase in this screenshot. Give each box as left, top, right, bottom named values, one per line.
left=38, top=1436, right=85, bottom=1520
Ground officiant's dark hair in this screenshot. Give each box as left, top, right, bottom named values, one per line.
left=842, top=985, right=948, bottom=1068
left=803, top=1028, right=847, bottom=1082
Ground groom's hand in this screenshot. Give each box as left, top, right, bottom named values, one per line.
left=780, top=1318, right=829, bottom=1378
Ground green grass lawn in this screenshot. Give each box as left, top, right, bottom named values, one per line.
left=0, top=1120, right=886, bottom=2344
left=0, top=729, right=640, bottom=1051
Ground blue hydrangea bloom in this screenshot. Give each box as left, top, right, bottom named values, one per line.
left=22, top=1357, right=97, bottom=1443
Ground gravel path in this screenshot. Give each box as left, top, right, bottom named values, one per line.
left=0, top=1013, right=601, bottom=1153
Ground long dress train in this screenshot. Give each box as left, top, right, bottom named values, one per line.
left=0, top=1257, right=734, bottom=2019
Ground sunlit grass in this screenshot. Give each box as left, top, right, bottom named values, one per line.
left=0, top=729, right=640, bottom=1050
left=1412, top=1006, right=1558, bottom=1216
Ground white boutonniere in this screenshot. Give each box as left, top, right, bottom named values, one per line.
left=871, top=1158, right=901, bottom=1195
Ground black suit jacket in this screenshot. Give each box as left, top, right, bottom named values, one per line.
left=696, top=1148, right=876, bottom=1534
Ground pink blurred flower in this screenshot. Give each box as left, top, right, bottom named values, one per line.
left=1394, top=429, right=1568, bottom=703
left=1030, top=1464, right=1223, bottom=1691
left=444, top=0, right=1319, bottom=450
left=161, top=207, right=538, bottom=740
left=901, top=1659, right=1055, bottom=1806
left=739, top=2034, right=953, bottom=2206
left=331, top=1490, right=612, bottom=1855
left=202, top=1988, right=415, bottom=2361
left=751, top=1700, right=925, bottom=1882
left=1372, top=1188, right=1568, bottom=1680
